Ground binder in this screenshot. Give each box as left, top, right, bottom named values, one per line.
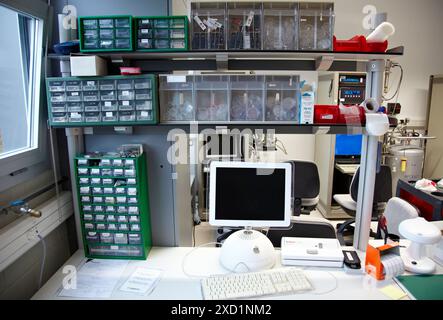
left=394, top=274, right=443, bottom=300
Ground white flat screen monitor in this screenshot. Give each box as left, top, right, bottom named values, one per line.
left=209, top=161, right=292, bottom=228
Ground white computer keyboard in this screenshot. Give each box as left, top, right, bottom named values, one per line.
left=201, top=267, right=312, bottom=300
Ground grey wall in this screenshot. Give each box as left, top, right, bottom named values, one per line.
left=0, top=216, right=78, bottom=300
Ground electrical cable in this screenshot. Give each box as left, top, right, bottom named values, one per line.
left=383, top=63, right=403, bottom=102
left=37, top=234, right=47, bottom=289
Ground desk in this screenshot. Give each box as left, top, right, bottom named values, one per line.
left=32, top=241, right=442, bottom=300
left=335, top=163, right=359, bottom=176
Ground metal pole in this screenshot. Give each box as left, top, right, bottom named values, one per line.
left=65, top=127, right=85, bottom=249
left=354, top=60, right=385, bottom=250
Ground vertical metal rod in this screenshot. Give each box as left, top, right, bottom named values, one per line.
left=354, top=59, right=385, bottom=251
left=65, top=127, right=84, bottom=249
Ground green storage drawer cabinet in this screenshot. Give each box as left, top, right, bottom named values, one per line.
left=74, top=146, right=152, bottom=259
left=46, top=74, right=158, bottom=127
left=135, top=16, right=189, bottom=51
left=79, top=15, right=134, bottom=52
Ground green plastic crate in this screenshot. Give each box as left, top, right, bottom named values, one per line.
left=79, top=15, right=134, bottom=52
left=74, top=151, right=152, bottom=259
left=46, top=74, right=158, bottom=127
left=134, top=16, right=189, bottom=52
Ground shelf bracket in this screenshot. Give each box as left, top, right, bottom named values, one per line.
left=315, top=55, right=334, bottom=71
left=215, top=53, right=229, bottom=71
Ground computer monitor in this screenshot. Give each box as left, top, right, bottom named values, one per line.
left=335, top=134, right=363, bottom=157
left=209, top=161, right=292, bottom=228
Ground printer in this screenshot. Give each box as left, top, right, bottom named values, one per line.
left=281, top=237, right=344, bottom=267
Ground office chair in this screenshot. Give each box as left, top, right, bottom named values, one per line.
left=382, top=197, right=419, bottom=239
left=287, top=160, right=320, bottom=216
left=334, top=165, right=393, bottom=245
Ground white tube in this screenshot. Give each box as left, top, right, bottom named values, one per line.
left=360, top=98, right=379, bottom=113
left=58, top=14, right=70, bottom=43
left=366, top=22, right=395, bottom=42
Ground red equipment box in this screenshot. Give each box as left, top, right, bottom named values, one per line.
left=333, top=35, right=388, bottom=53
left=314, top=105, right=339, bottom=124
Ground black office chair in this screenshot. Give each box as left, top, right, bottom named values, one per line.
left=334, top=165, right=393, bottom=245
left=287, top=160, right=320, bottom=216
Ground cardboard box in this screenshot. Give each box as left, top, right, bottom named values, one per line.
left=70, top=56, right=107, bottom=76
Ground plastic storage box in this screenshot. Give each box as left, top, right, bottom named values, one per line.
left=46, top=75, right=157, bottom=126
left=195, top=75, right=229, bottom=121
left=79, top=15, right=133, bottom=52
left=227, top=3, right=263, bottom=50
left=191, top=2, right=227, bottom=50
left=265, top=75, right=300, bottom=122
left=263, top=2, right=298, bottom=50
left=159, top=75, right=195, bottom=121
left=298, top=2, right=334, bottom=51
left=75, top=148, right=152, bottom=259
left=135, top=16, right=189, bottom=51
left=230, top=75, right=265, bottom=121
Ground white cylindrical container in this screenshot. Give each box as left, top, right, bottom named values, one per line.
left=366, top=22, right=395, bottom=42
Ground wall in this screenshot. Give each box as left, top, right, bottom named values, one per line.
left=173, top=0, right=443, bottom=126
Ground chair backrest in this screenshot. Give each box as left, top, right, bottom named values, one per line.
left=350, top=165, right=393, bottom=207
left=384, top=197, right=419, bottom=238
left=286, top=160, right=320, bottom=215
left=267, top=220, right=336, bottom=248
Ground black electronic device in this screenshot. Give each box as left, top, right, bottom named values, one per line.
left=342, top=250, right=361, bottom=269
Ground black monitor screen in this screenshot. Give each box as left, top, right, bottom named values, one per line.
left=215, top=167, right=286, bottom=221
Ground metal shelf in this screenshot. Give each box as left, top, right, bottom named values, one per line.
left=47, top=46, right=403, bottom=72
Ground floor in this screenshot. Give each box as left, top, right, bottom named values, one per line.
left=193, top=209, right=380, bottom=246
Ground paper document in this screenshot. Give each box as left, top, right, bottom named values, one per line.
left=58, top=259, right=128, bottom=298
left=379, top=285, right=407, bottom=300
left=119, top=268, right=162, bottom=295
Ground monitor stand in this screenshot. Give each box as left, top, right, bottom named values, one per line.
left=219, top=227, right=276, bottom=272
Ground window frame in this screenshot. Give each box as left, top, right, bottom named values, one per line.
left=0, top=0, right=50, bottom=183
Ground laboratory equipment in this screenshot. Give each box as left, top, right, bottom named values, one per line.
left=79, top=16, right=133, bottom=52
left=135, top=16, right=188, bottom=51
left=399, top=217, right=441, bottom=274
left=159, top=75, right=194, bottom=121
left=263, top=2, right=297, bottom=50
left=201, top=267, right=312, bottom=300
left=209, top=161, right=292, bottom=272
left=265, top=76, right=300, bottom=122
left=46, top=75, right=157, bottom=126
left=298, top=2, right=334, bottom=51
left=75, top=146, right=152, bottom=259
left=230, top=75, right=265, bottom=121
left=195, top=75, right=229, bottom=121
left=227, top=3, right=263, bottom=50
left=191, top=2, right=227, bottom=50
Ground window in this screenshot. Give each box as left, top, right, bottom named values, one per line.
left=0, top=0, right=49, bottom=192
left=0, top=5, right=41, bottom=158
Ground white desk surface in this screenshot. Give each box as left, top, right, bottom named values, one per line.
left=335, top=163, right=359, bottom=175
left=32, top=240, right=442, bottom=300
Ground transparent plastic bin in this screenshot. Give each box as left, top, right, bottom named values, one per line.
left=191, top=2, right=227, bottom=50
left=99, top=28, right=114, bottom=39
left=51, top=103, right=66, bottom=113
left=135, top=89, right=151, bottom=100
left=227, top=3, right=262, bottom=50
left=84, top=40, right=99, bottom=49
left=66, top=80, right=81, bottom=91
left=154, top=19, right=169, bottom=28
left=115, top=38, right=131, bottom=49
left=50, top=92, right=66, bottom=103
left=170, top=29, right=185, bottom=39
left=52, top=112, right=67, bottom=123
left=118, top=100, right=134, bottom=111
left=117, top=79, right=134, bottom=90
left=99, top=80, right=116, bottom=90
left=298, top=2, right=334, bottom=51
left=100, top=90, right=116, bottom=101
left=171, top=39, right=186, bottom=49
left=263, top=3, right=297, bottom=50
left=128, top=233, right=142, bottom=244
left=154, top=28, right=169, bottom=39
left=170, top=18, right=185, bottom=28
left=85, top=112, right=101, bottom=122
left=154, top=39, right=169, bottom=49
left=159, top=76, right=194, bottom=121
left=66, top=91, right=82, bottom=102
left=137, top=110, right=152, bottom=121
left=67, top=102, right=83, bottom=112
left=115, top=28, right=131, bottom=38
left=84, top=29, right=99, bottom=40
left=83, top=91, right=99, bottom=102
left=100, top=101, right=117, bottom=111
left=134, top=78, right=151, bottom=89
left=82, top=80, right=99, bottom=91
left=102, top=111, right=118, bottom=122
left=86, top=232, right=99, bottom=243
left=48, top=80, right=65, bottom=92
left=230, top=75, right=264, bottom=121
left=119, top=111, right=136, bottom=122
left=138, top=28, right=153, bottom=38
left=135, top=100, right=152, bottom=110
left=83, top=19, right=98, bottom=29
left=118, top=90, right=135, bottom=100
left=68, top=112, right=84, bottom=122
left=138, top=38, right=153, bottom=49
left=114, top=233, right=128, bottom=244
left=99, top=19, right=114, bottom=29
left=88, top=245, right=143, bottom=257
left=115, top=18, right=131, bottom=28
left=100, top=39, right=114, bottom=49
left=195, top=75, right=229, bottom=121
left=138, top=19, right=152, bottom=28
left=265, top=75, right=300, bottom=122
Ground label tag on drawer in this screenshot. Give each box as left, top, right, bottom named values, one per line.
left=123, top=101, right=130, bottom=106
left=105, top=101, right=111, bottom=107
left=193, top=15, right=206, bottom=30
left=141, top=111, right=148, bottom=117
left=167, top=75, right=186, bottom=83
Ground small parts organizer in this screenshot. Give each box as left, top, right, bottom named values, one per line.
left=75, top=145, right=152, bottom=259
left=46, top=74, right=157, bottom=127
